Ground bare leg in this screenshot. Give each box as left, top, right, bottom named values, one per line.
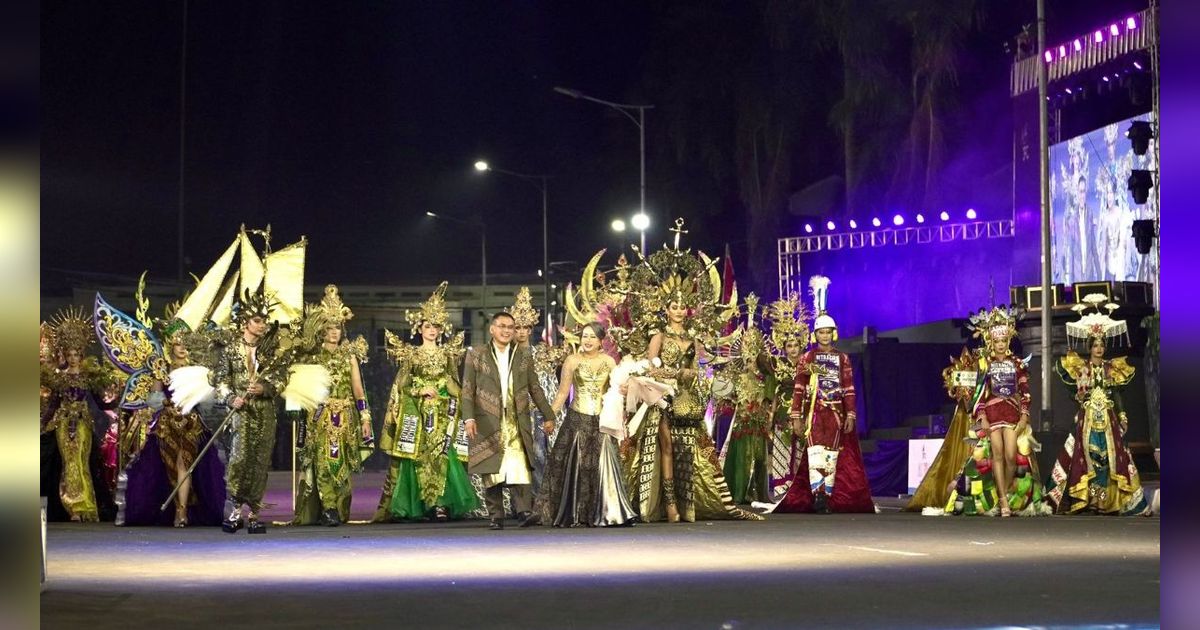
left=658, top=415, right=679, bottom=522
left=174, top=453, right=192, bottom=527
left=989, top=428, right=1010, bottom=515
left=1000, top=426, right=1018, bottom=507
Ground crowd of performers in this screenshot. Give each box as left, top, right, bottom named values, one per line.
left=40, top=222, right=1152, bottom=533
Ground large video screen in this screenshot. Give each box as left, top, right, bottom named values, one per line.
left=1050, top=113, right=1157, bottom=285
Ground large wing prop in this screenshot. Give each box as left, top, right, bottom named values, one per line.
left=94, top=292, right=167, bottom=410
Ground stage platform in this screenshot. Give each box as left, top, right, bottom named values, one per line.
left=41, top=474, right=1159, bottom=629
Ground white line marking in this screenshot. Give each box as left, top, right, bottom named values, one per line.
left=823, top=544, right=929, bottom=557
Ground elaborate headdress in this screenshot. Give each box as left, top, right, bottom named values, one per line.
left=1066, top=294, right=1129, bottom=348
left=766, top=291, right=810, bottom=354
left=507, top=286, right=540, bottom=328
left=48, top=305, right=94, bottom=355
left=808, top=275, right=837, bottom=341
left=310, top=284, right=354, bottom=330
left=966, top=305, right=1022, bottom=344
left=407, top=281, right=452, bottom=337
left=231, top=286, right=279, bottom=328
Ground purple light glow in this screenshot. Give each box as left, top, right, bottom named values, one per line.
left=892, top=215, right=905, bottom=226
left=966, top=208, right=977, bottom=220
left=1110, top=24, right=1120, bottom=36
left=916, top=214, right=925, bottom=224
left=1126, top=16, right=1137, bottom=30
left=871, top=217, right=882, bottom=228
left=826, top=221, right=836, bottom=231
left=939, top=211, right=950, bottom=221
left=1134, top=61, right=1143, bottom=70
left=1065, top=87, right=1073, bottom=95
left=1094, top=31, right=1104, bottom=43
left=1058, top=45, right=1067, bottom=57
left=848, top=219, right=858, bottom=230
left=1073, top=39, right=1082, bottom=52
left=804, top=223, right=813, bottom=234
left=1103, top=76, right=1110, bottom=82
left=1044, top=50, right=1053, bottom=63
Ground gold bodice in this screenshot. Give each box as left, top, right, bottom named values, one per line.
left=570, top=358, right=611, bottom=416
left=658, top=332, right=697, bottom=370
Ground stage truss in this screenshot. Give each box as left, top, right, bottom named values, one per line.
left=776, top=219, right=1014, bottom=299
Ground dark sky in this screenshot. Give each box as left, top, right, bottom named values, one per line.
left=41, top=0, right=1149, bottom=289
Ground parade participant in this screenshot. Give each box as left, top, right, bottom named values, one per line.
left=758, top=292, right=809, bottom=502
left=508, top=286, right=565, bottom=497
left=374, top=282, right=478, bottom=522
left=293, top=285, right=373, bottom=526
left=529, top=322, right=637, bottom=527
left=95, top=290, right=227, bottom=528
left=1049, top=296, right=1148, bottom=515
left=40, top=306, right=119, bottom=522
left=779, top=276, right=873, bottom=514
left=720, top=294, right=772, bottom=505
left=903, top=346, right=980, bottom=514
left=461, top=311, right=557, bottom=530
left=214, top=289, right=285, bottom=534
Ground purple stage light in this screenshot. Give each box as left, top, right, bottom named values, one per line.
left=1044, top=50, right=1053, bottom=63
left=1126, top=16, right=1137, bottom=30
left=1103, top=76, right=1110, bottom=82
left=939, top=211, right=949, bottom=221
left=848, top=219, right=858, bottom=230
left=966, top=208, right=977, bottom=220
left=871, top=217, right=882, bottom=228
left=804, top=223, right=813, bottom=234
left=1133, top=61, right=1143, bottom=70
left=826, top=221, right=836, bottom=231
left=1073, top=39, right=1082, bottom=52
left=1058, top=45, right=1067, bottom=57
left=892, top=215, right=904, bottom=226
left=1110, top=24, right=1120, bottom=36
left=1065, top=87, right=1073, bottom=94
left=916, top=214, right=925, bottom=224
left=1094, top=31, right=1104, bottom=43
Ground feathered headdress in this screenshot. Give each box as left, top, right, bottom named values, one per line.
left=231, top=286, right=280, bottom=328
left=1066, top=294, right=1129, bottom=348
left=507, top=286, right=540, bottom=328
left=406, top=281, right=452, bottom=337
left=48, top=306, right=94, bottom=355
left=808, top=275, right=837, bottom=340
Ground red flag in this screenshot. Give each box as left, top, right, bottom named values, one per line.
left=720, top=243, right=737, bottom=335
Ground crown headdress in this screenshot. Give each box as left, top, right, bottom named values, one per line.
left=766, top=292, right=810, bottom=352
left=231, top=286, right=280, bottom=327
left=310, top=284, right=354, bottom=329
left=966, top=305, right=1023, bottom=343
left=507, top=286, right=540, bottom=328
left=1066, top=294, right=1128, bottom=348
left=407, top=281, right=452, bottom=337
left=48, top=306, right=94, bottom=355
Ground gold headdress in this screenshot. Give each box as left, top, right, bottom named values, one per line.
left=966, top=305, right=1022, bottom=344
left=766, top=291, right=810, bottom=354
left=48, top=306, right=94, bottom=355
left=507, top=286, right=540, bottom=328
left=1066, top=294, right=1128, bottom=348
left=406, top=281, right=452, bottom=337
left=310, top=284, right=354, bottom=329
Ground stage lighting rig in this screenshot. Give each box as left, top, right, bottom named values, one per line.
left=1127, top=169, right=1155, bottom=204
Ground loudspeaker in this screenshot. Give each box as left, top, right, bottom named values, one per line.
left=1010, top=284, right=1065, bottom=310
left=1115, top=281, right=1153, bottom=306
left=1072, top=281, right=1113, bottom=302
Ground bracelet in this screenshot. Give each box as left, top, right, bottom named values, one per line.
left=356, top=399, right=368, bottom=412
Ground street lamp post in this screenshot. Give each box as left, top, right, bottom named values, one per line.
left=474, top=161, right=552, bottom=342
left=426, top=211, right=487, bottom=318
left=554, top=86, right=654, bottom=251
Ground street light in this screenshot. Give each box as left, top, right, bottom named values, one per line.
left=554, top=86, right=654, bottom=251
left=611, top=219, right=626, bottom=232
left=426, top=211, right=487, bottom=317
left=630, top=212, right=650, bottom=251
left=474, top=160, right=552, bottom=342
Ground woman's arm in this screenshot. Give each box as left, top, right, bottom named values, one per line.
left=550, top=355, right=577, bottom=414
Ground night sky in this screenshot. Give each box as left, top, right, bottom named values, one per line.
left=41, top=0, right=1147, bottom=291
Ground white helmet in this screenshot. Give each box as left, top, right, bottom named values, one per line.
left=813, top=314, right=837, bottom=332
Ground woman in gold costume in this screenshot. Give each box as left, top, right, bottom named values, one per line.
left=374, top=282, right=479, bottom=522
left=534, top=323, right=637, bottom=527
left=40, top=307, right=117, bottom=522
